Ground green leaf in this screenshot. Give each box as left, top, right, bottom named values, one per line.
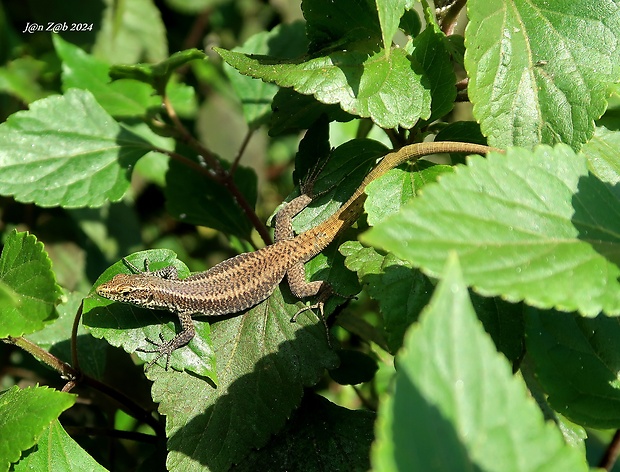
left=149, top=288, right=337, bottom=472
left=0, top=57, right=49, bottom=104
left=215, top=46, right=431, bottom=129
left=54, top=35, right=160, bottom=117
left=399, top=7, right=421, bottom=38
left=365, top=160, right=453, bottom=226
left=363, top=145, right=620, bottom=316
left=93, top=0, right=167, bottom=65
left=470, top=294, right=525, bottom=365
left=270, top=88, right=354, bottom=136
left=435, top=121, right=488, bottom=148
left=0, top=386, right=75, bottom=471
left=0, top=88, right=152, bottom=208
left=341, top=241, right=433, bottom=353
left=302, top=0, right=382, bottom=52
left=84, top=250, right=216, bottom=380
left=291, top=139, right=389, bottom=233
left=376, top=0, right=406, bottom=53
left=410, top=8, right=456, bottom=122
left=165, top=156, right=257, bottom=240
left=582, top=126, right=620, bottom=184
left=13, top=420, right=106, bottom=471
left=110, top=49, right=206, bottom=94
left=526, top=308, right=620, bottom=428
left=224, top=22, right=308, bottom=128
left=371, top=254, right=587, bottom=472
left=0, top=231, right=62, bottom=338
left=234, top=392, right=374, bottom=471
left=465, top=0, right=620, bottom=149
left=329, top=349, right=378, bottom=385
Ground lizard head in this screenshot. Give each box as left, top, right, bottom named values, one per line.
left=96, top=273, right=159, bottom=307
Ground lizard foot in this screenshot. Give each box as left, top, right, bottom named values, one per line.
left=137, top=333, right=176, bottom=371
left=291, top=295, right=332, bottom=348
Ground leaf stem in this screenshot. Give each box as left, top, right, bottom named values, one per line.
left=4, top=326, right=165, bottom=438
left=64, top=426, right=160, bottom=444
left=160, top=94, right=272, bottom=245
left=599, top=429, right=620, bottom=471
left=4, top=336, right=74, bottom=378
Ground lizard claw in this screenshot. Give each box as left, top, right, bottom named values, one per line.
left=136, top=335, right=174, bottom=371
left=291, top=299, right=332, bottom=348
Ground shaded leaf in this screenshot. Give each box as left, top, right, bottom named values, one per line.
left=526, top=308, right=620, bottom=428
left=302, top=0, right=382, bottom=53
left=150, top=288, right=337, bottom=472
left=341, top=241, right=433, bottom=353
left=371, top=254, right=587, bottom=471
left=234, top=392, right=374, bottom=472
left=165, top=156, right=257, bottom=240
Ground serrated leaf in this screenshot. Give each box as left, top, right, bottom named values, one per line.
left=93, top=0, right=167, bottom=65
left=465, top=0, right=620, bottom=149
left=216, top=46, right=431, bottom=129
left=83, top=250, right=217, bottom=380
left=371, top=254, right=587, bottom=472
left=0, top=231, right=62, bottom=338
left=225, top=23, right=308, bottom=128
left=376, top=0, right=407, bottom=53
left=526, top=308, right=620, bottom=428
left=54, top=35, right=160, bottom=117
left=365, top=160, right=453, bottom=226
left=149, top=288, right=338, bottom=472
left=410, top=18, right=456, bottom=122
left=582, top=126, right=620, bottom=184
left=363, top=145, right=620, bottom=316
left=233, top=392, right=374, bottom=472
left=0, top=89, right=152, bottom=208
left=13, top=420, right=106, bottom=472
left=341, top=241, right=433, bottom=353
left=0, top=386, right=75, bottom=471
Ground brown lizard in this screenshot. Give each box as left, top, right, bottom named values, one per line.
left=96, top=141, right=496, bottom=369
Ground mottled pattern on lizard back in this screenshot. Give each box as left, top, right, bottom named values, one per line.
left=164, top=239, right=300, bottom=315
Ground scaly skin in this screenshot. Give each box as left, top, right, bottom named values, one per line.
left=96, top=141, right=497, bottom=369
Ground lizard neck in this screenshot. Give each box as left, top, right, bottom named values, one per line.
left=295, top=141, right=496, bottom=259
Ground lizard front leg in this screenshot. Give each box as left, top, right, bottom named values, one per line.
left=137, top=310, right=196, bottom=370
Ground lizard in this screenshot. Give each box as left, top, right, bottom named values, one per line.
left=96, top=141, right=496, bottom=369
